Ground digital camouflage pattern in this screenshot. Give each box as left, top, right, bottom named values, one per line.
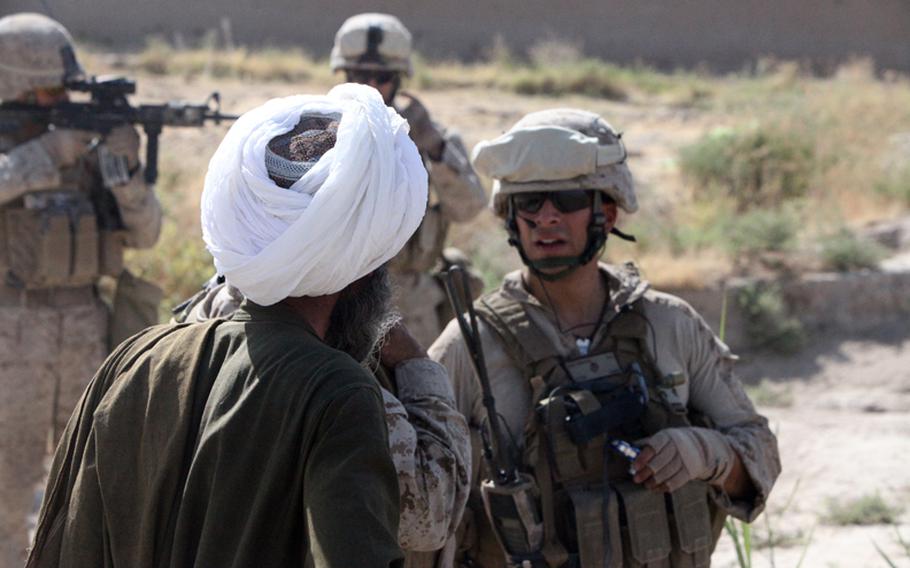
left=175, top=282, right=471, bottom=554
left=0, top=114, right=161, bottom=566
left=0, top=13, right=84, bottom=100
left=389, top=92, right=487, bottom=348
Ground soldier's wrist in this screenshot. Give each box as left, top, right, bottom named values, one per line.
left=690, top=427, right=736, bottom=484
left=394, top=358, right=455, bottom=402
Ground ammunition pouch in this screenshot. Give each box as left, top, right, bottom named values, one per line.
left=2, top=191, right=121, bottom=289
left=480, top=474, right=547, bottom=568
left=537, top=360, right=648, bottom=484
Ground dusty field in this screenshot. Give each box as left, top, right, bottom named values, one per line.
left=124, top=72, right=910, bottom=567
left=721, top=323, right=910, bottom=567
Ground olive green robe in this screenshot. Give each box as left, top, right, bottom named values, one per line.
left=27, top=302, right=403, bottom=568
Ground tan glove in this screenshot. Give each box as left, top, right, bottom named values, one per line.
left=39, top=128, right=97, bottom=167
left=398, top=94, right=445, bottom=161
left=103, top=124, right=141, bottom=170
left=635, top=427, right=736, bottom=492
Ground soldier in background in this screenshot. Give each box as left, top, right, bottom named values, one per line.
left=0, top=13, right=161, bottom=566
left=330, top=12, right=488, bottom=348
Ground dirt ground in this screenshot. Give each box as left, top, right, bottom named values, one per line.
left=721, top=323, right=910, bottom=567
left=135, top=74, right=910, bottom=567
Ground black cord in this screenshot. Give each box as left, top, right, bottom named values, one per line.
left=533, top=272, right=610, bottom=345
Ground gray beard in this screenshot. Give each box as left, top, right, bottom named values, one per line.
left=325, top=266, right=397, bottom=363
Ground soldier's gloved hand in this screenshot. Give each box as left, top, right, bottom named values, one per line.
left=103, top=124, right=141, bottom=170
left=398, top=96, right=445, bottom=161
left=631, top=427, right=736, bottom=492
left=40, top=128, right=98, bottom=167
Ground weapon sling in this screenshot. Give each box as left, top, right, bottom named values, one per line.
left=442, top=267, right=546, bottom=568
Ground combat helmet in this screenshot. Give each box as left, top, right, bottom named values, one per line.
left=329, top=13, right=413, bottom=76
left=472, top=108, right=637, bottom=280
left=0, top=13, right=84, bottom=100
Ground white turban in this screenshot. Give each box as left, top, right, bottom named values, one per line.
left=200, top=83, right=428, bottom=305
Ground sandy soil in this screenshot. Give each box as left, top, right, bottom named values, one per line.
left=132, top=74, right=910, bottom=567
left=714, top=323, right=910, bottom=567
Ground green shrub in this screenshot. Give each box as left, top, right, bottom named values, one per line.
left=503, top=59, right=628, bottom=101
left=680, top=126, right=814, bottom=210
left=727, top=207, right=800, bottom=258
left=818, top=228, right=886, bottom=272
left=874, top=166, right=910, bottom=206
left=822, top=494, right=902, bottom=526
left=736, top=282, right=806, bottom=353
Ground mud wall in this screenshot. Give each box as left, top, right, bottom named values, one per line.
left=5, top=0, right=910, bottom=71
left=668, top=269, right=910, bottom=353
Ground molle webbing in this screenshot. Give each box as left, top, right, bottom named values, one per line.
left=472, top=288, right=719, bottom=567
left=474, top=289, right=659, bottom=390
left=475, top=292, right=560, bottom=376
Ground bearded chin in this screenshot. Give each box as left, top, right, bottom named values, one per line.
left=324, top=266, right=398, bottom=363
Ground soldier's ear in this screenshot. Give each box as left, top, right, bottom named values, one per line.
left=602, top=200, right=618, bottom=231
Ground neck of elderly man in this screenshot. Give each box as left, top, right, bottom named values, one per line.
left=279, top=292, right=340, bottom=340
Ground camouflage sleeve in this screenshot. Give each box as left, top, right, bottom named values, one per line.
left=109, top=169, right=162, bottom=249
left=428, top=131, right=487, bottom=224
left=385, top=358, right=471, bottom=552
left=684, top=315, right=782, bottom=522
left=0, top=137, right=60, bottom=205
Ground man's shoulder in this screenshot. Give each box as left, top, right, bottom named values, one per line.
left=638, top=287, right=704, bottom=321
left=237, top=318, right=375, bottom=386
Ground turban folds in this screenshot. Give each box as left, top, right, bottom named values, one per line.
left=201, top=83, right=428, bottom=305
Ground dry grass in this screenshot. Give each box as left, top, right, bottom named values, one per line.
left=75, top=40, right=910, bottom=312
left=132, top=37, right=334, bottom=84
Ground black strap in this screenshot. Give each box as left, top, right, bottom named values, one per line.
left=360, top=25, right=384, bottom=64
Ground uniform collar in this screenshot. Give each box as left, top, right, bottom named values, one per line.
left=230, top=299, right=320, bottom=337
left=498, top=261, right=651, bottom=314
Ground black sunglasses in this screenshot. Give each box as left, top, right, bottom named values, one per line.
left=346, top=69, right=398, bottom=85
left=512, top=190, right=593, bottom=214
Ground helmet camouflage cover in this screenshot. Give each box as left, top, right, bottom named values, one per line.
left=472, top=108, right=638, bottom=217
left=330, top=13, right=413, bottom=76
left=0, top=13, right=84, bottom=100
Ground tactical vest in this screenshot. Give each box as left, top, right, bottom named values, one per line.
left=0, top=133, right=124, bottom=290
left=470, top=289, right=725, bottom=568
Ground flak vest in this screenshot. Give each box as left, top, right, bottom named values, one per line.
left=0, top=131, right=124, bottom=290
left=471, top=289, right=726, bottom=568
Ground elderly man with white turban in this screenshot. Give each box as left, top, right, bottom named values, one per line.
left=27, top=84, right=442, bottom=568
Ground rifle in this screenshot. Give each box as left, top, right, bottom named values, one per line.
left=442, top=267, right=546, bottom=568
left=0, top=74, right=238, bottom=185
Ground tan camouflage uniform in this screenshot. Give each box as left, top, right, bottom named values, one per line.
left=0, top=123, right=160, bottom=568
left=176, top=283, right=472, bottom=555
left=429, top=264, right=782, bottom=567
left=389, top=92, right=487, bottom=349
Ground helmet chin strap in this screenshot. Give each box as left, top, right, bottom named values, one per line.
left=507, top=192, right=616, bottom=282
